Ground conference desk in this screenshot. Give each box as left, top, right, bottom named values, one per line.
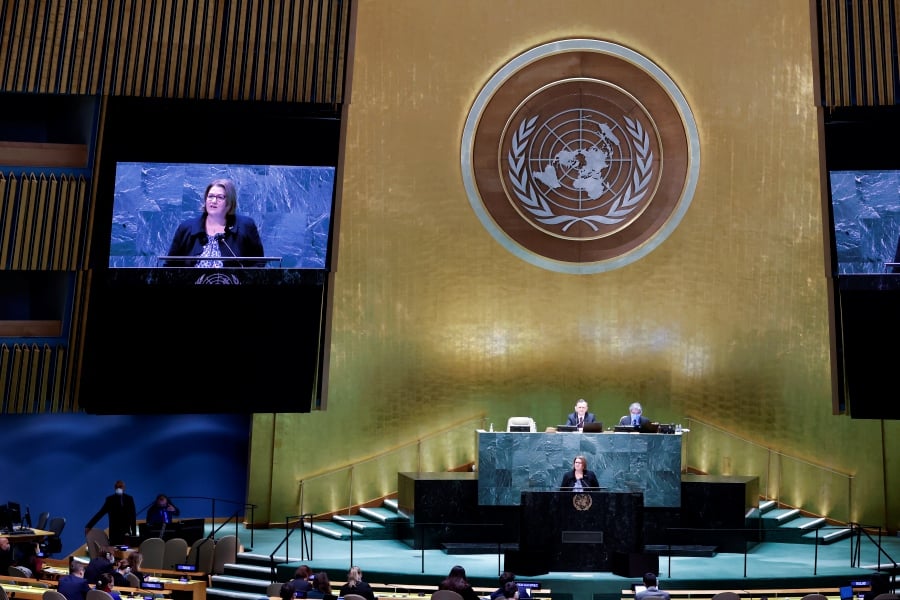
left=1, top=527, right=55, bottom=543
left=476, top=430, right=682, bottom=507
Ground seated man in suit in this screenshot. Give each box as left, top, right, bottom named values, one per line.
left=618, top=402, right=650, bottom=428
left=565, top=399, right=597, bottom=429
left=635, top=573, right=669, bottom=600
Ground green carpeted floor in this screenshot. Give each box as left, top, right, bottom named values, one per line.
left=223, top=524, right=900, bottom=600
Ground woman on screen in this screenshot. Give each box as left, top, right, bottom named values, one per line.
left=165, top=178, right=265, bottom=267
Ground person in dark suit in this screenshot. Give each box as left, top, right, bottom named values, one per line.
left=559, top=455, right=600, bottom=490
left=618, top=402, right=651, bottom=428
left=58, top=561, right=91, bottom=600
left=490, top=572, right=516, bottom=600
left=635, top=572, right=669, bottom=600
left=565, top=399, right=597, bottom=428
left=146, top=494, right=180, bottom=525
left=84, top=480, right=137, bottom=545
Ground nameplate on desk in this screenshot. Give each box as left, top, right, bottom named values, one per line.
left=175, top=564, right=197, bottom=572
left=142, top=582, right=165, bottom=590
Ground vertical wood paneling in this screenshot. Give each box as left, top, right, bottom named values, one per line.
left=0, top=0, right=351, bottom=102
left=818, top=0, right=900, bottom=107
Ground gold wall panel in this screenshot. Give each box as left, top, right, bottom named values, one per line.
left=251, top=0, right=900, bottom=531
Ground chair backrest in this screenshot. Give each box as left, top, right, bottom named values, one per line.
left=266, top=583, right=284, bottom=597
left=711, top=593, right=741, bottom=600
left=0, top=585, right=10, bottom=600
left=506, top=416, right=536, bottom=432
left=162, top=537, right=189, bottom=569
left=873, top=595, right=900, bottom=600
left=186, top=538, right=216, bottom=574
left=36, top=511, right=50, bottom=530
left=125, top=572, right=141, bottom=588
left=212, top=535, right=237, bottom=575
left=43, top=590, right=68, bottom=600
left=86, top=528, right=111, bottom=559
left=47, top=516, right=66, bottom=534
left=344, top=595, right=368, bottom=600
left=87, top=590, right=114, bottom=600
left=801, top=594, right=828, bottom=600
left=139, top=537, right=166, bottom=570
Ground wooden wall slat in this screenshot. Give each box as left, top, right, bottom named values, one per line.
left=0, top=344, right=9, bottom=413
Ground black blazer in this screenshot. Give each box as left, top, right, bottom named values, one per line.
left=565, top=412, right=597, bottom=426
left=559, top=469, right=600, bottom=490
left=85, top=493, right=137, bottom=544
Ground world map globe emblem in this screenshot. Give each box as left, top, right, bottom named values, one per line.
left=462, top=39, right=699, bottom=273
left=504, top=92, right=657, bottom=241
left=531, top=108, right=633, bottom=208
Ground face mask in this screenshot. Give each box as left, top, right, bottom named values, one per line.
left=115, top=488, right=124, bottom=495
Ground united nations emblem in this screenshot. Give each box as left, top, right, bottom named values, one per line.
left=461, top=39, right=700, bottom=273
left=572, top=493, right=593, bottom=511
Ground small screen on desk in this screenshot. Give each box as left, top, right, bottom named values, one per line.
left=175, top=564, right=197, bottom=572
left=141, top=582, right=164, bottom=590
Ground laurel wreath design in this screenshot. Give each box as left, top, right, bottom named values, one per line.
left=507, top=115, right=653, bottom=232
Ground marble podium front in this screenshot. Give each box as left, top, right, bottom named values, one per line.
left=477, top=431, right=682, bottom=507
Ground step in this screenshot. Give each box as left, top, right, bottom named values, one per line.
left=304, top=520, right=349, bottom=540
left=223, top=562, right=275, bottom=579
left=332, top=515, right=394, bottom=540
left=801, top=526, right=853, bottom=544
left=383, top=498, right=400, bottom=512
left=758, top=499, right=778, bottom=514
left=644, top=544, right=718, bottom=557
left=208, top=589, right=270, bottom=600
left=441, top=542, right=518, bottom=555
left=358, top=506, right=409, bottom=524
left=760, top=507, right=801, bottom=528
left=210, top=574, right=274, bottom=595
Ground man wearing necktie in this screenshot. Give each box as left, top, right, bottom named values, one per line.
left=618, top=402, right=650, bottom=430
left=565, top=399, right=597, bottom=428
left=84, top=480, right=137, bottom=545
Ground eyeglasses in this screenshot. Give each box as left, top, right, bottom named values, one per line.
left=207, top=193, right=226, bottom=201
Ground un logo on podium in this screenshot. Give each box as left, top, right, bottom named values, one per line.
left=462, top=39, right=700, bottom=274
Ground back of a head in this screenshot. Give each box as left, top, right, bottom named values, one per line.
left=280, top=581, right=296, bottom=600
left=448, top=566, right=467, bottom=580
left=347, top=566, right=362, bottom=586
left=503, top=582, right=518, bottom=599
left=499, top=572, right=515, bottom=586
left=295, top=565, right=311, bottom=580
left=71, top=562, right=85, bottom=576
left=315, top=572, right=331, bottom=593
left=643, top=573, right=657, bottom=587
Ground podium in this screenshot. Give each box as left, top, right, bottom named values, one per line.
left=505, top=491, right=643, bottom=575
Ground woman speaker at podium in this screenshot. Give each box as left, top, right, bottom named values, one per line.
left=559, top=455, right=600, bottom=491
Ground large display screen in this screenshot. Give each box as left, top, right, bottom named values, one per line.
left=109, top=161, right=335, bottom=270
left=80, top=97, right=341, bottom=413
left=828, top=169, right=900, bottom=275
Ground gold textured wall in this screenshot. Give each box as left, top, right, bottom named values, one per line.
left=250, top=0, right=900, bottom=530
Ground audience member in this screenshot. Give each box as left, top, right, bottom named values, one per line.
left=339, top=566, right=376, bottom=600
left=112, top=559, right=131, bottom=587
left=58, top=561, right=91, bottom=600
left=97, top=572, right=124, bottom=600
left=84, top=480, right=137, bottom=545
left=146, top=494, right=180, bottom=525
left=490, top=572, right=516, bottom=600
left=0, top=537, right=11, bottom=575
left=280, top=580, right=297, bottom=600
left=502, top=582, right=519, bottom=600
left=307, top=572, right=336, bottom=600
left=126, top=551, right=146, bottom=583
left=438, top=565, right=480, bottom=600
left=291, top=565, right=313, bottom=597
left=85, top=546, right=116, bottom=585
left=635, top=572, right=669, bottom=600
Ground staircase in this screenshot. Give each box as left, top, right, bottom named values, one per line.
left=206, top=499, right=410, bottom=600
left=752, top=499, right=853, bottom=545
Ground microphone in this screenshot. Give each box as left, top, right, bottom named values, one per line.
left=217, top=234, right=240, bottom=261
